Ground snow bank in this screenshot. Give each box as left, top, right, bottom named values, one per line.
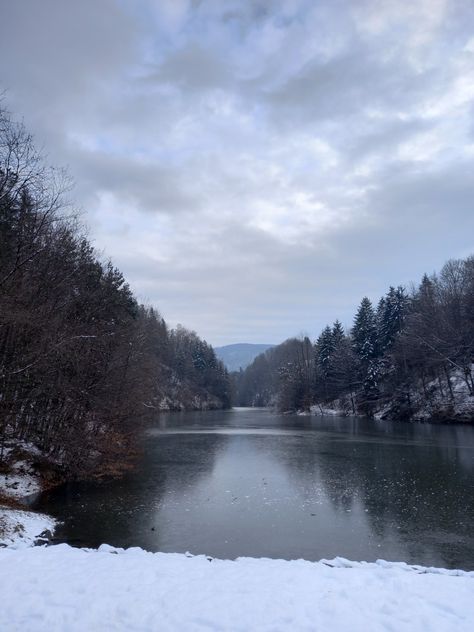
left=0, top=442, right=57, bottom=548
left=0, top=508, right=56, bottom=548
left=0, top=467, right=41, bottom=499
left=0, top=440, right=45, bottom=499
left=0, top=545, right=473, bottom=631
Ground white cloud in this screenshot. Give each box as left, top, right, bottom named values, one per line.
left=1, top=0, right=473, bottom=345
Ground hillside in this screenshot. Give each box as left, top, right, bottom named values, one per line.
left=234, top=256, right=474, bottom=423
left=0, top=107, right=231, bottom=485
left=215, top=343, right=275, bottom=372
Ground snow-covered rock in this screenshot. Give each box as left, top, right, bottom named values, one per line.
left=0, top=545, right=473, bottom=631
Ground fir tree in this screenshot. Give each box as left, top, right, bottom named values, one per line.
left=352, top=297, right=377, bottom=363
left=332, top=320, right=345, bottom=346
left=316, top=325, right=335, bottom=375
left=379, top=286, right=408, bottom=352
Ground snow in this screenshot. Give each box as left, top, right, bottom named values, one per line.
left=310, top=367, right=474, bottom=422
left=310, top=404, right=346, bottom=416
left=407, top=368, right=474, bottom=422
left=0, top=466, right=41, bottom=499
left=0, top=508, right=56, bottom=548
left=0, top=441, right=57, bottom=548
left=0, top=545, right=473, bottom=631
left=0, top=441, right=43, bottom=499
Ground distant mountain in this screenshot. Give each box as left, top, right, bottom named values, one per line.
left=215, top=343, right=275, bottom=372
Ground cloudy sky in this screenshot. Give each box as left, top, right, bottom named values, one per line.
left=1, top=0, right=473, bottom=346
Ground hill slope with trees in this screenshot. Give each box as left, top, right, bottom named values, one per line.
left=234, top=258, right=474, bottom=423
left=0, top=107, right=230, bottom=482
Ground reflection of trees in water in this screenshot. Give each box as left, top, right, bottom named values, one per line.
left=355, top=437, right=474, bottom=568
left=152, top=433, right=228, bottom=496
left=274, top=420, right=474, bottom=566
left=34, top=430, right=226, bottom=550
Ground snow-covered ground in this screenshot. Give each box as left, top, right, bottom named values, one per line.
left=308, top=367, right=474, bottom=422
left=0, top=441, right=57, bottom=548
left=0, top=508, right=55, bottom=548
left=0, top=441, right=43, bottom=499
left=411, top=368, right=474, bottom=422
left=0, top=545, right=473, bottom=631
left=0, top=467, right=41, bottom=499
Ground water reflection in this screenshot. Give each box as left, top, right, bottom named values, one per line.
left=34, top=408, right=474, bottom=569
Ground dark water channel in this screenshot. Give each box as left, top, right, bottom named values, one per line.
left=33, top=408, right=474, bottom=569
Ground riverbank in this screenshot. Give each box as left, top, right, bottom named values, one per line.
left=305, top=367, right=474, bottom=423
left=0, top=508, right=55, bottom=547
left=0, top=441, right=58, bottom=547
left=1, top=545, right=473, bottom=631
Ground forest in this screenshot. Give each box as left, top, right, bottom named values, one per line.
left=234, top=258, right=474, bottom=422
left=0, top=107, right=231, bottom=480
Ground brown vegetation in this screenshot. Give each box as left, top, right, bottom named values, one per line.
left=0, top=106, right=231, bottom=480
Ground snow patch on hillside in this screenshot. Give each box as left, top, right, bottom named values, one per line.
left=0, top=545, right=473, bottom=631
left=0, top=441, right=44, bottom=499
left=309, top=368, right=474, bottom=423
left=409, top=368, right=474, bottom=422
left=0, top=467, right=41, bottom=499
left=310, top=404, right=348, bottom=416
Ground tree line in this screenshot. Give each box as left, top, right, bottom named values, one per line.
left=233, top=258, right=474, bottom=422
left=0, top=107, right=230, bottom=479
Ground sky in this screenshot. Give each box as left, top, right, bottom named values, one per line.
left=1, top=0, right=473, bottom=346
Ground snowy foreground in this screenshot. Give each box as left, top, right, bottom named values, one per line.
left=1, top=545, right=473, bottom=632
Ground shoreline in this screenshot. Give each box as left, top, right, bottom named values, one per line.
left=0, top=441, right=59, bottom=548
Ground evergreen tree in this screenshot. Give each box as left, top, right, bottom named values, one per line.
left=316, top=325, right=335, bottom=375
left=332, top=320, right=345, bottom=345
left=351, top=298, right=379, bottom=414
left=352, top=297, right=377, bottom=362
left=378, top=286, right=408, bottom=352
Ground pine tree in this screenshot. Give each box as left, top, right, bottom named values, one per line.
left=316, top=325, right=335, bottom=375
left=332, top=320, right=345, bottom=346
left=351, top=298, right=379, bottom=414
left=352, top=297, right=377, bottom=362
left=379, top=286, right=408, bottom=352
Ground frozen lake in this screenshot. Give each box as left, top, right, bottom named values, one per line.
left=34, top=408, right=474, bottom=569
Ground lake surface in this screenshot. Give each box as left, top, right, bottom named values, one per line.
left=33, top=408, right=474, bottom=569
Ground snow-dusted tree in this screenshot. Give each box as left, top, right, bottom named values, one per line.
left=352, top=298, right=377, bottom=362
left=332, top=320, right=345, bottom=346
left=377, top=286, right=409, bottom=353
left=315, top=326, right=335, bottom=375
left=351, top=298, right=380, bottom=414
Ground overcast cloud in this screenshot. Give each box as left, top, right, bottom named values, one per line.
left=1, top=0, right=473, bottom=345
